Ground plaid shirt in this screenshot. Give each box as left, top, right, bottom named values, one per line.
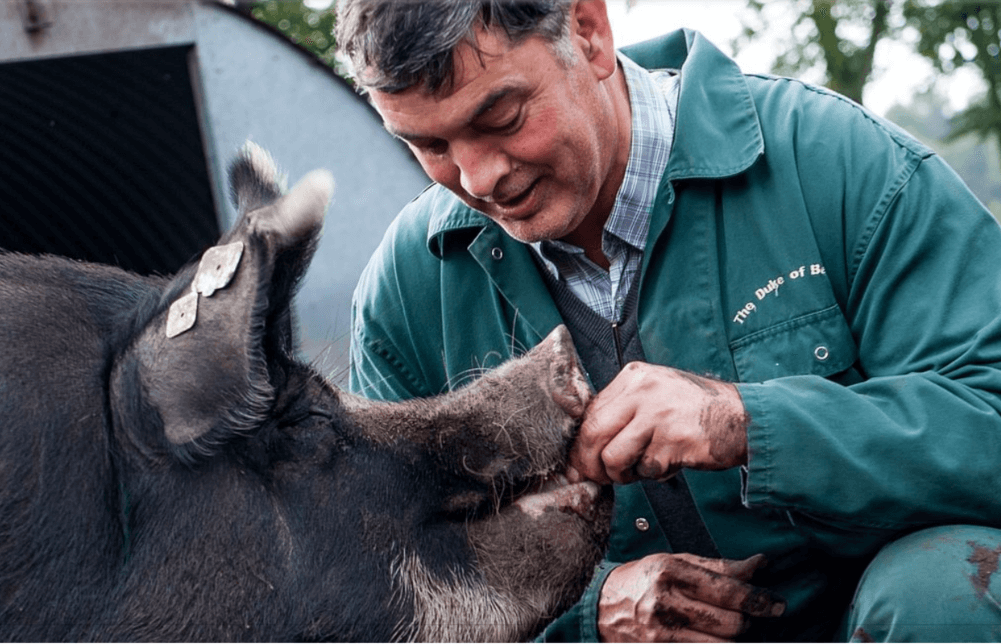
left=532, top=54, right=679, bottom=322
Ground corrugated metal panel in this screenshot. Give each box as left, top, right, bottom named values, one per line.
left=0, top=44, right=219, bottom=275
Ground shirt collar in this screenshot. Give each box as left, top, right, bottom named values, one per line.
left=532, top=53, right=677, bottom=269
left=602, top=53, right=677, bottom=252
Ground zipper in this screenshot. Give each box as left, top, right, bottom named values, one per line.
left=611, top=321, right=625, bottom=369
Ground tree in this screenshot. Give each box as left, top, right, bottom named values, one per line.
left=237, top=1, right=343, bottom=75
left=902, top=2, right=1001, bottom=167
left=735, top=0, right=895, bottom=105
left=736, top=0, right=1001, bottom=181
left=887, top=90, right=1001, bottom=217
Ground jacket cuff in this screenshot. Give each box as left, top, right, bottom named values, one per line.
left=581, top=561, right=620, bottom=642
left=735, top=383, right=774, bottom=508
left=535, top=561, right=621, bottom=642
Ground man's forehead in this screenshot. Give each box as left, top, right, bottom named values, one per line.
left=371, top=32, right=538, bottom=139
left=376, top=81, right=525, bottom=142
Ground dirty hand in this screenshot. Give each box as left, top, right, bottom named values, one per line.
left=598, top=553, right=785, bottom=642
left=568, top=363, right=749, bottom=484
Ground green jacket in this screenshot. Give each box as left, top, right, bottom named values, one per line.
left=349, top=29, right=1001, bottom=641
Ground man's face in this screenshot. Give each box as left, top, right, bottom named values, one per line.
left=368, top=18, right=626, bottom=246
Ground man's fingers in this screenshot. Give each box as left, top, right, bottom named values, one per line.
left=654, top=593, right=750, bottom=640
left=599, top=421, right=653, bottom=483
left=663, top=630, right=736, bottom=644
left=698, top=573, right=785, bottom=618
left=657, top=555, right=786, bottom=618
left=673, top=552, right=770, bottom=583
left=564, top=464, right=584, bottom=484
left=724, top=553, right=769, bottom=582
left=597, top=554, right=782, bottom=643
left=567, top=435, right=610, bottom=484
left=570, top=396, right=636, bottom=483
left=636, top=453, right=672, bottom=480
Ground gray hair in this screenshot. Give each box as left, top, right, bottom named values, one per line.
left=335, top=0, right=574, bottom=94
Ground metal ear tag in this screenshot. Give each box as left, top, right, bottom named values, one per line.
left=165, top=291, right=199, bottom=339
left=193, top=241, right=244, bottom=297
left=165, top=241, right=244, bottom=338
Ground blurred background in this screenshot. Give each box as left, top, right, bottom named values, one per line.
left=1, top=0, right=998, bottom=381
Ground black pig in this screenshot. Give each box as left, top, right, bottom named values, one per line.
left=0, top=144, right=612, bottom=642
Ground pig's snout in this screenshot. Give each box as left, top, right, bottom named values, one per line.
left=539, top=326, right=593, bottom=420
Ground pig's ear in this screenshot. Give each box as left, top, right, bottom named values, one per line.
left=132, top=143, right=334, bottom=462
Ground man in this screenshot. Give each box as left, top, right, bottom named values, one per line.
left=338, top=0, right=1001, bottom=641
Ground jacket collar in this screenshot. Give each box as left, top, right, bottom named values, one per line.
left=427, top=28, right=763, bottom=257
left=622, top=28, right=763, bottom=181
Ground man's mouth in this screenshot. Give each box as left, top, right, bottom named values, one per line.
left=489, top=178, right=541, bottom=217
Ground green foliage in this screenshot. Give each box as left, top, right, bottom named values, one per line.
left=736, top=0, right=893, bottom=104
left=246, top=1, right=344, bottom=75
left=887, top=90, right=1001, bottom=220
left=737, top=0, right=1001, bottom=173
left=901, top=2, right=1001, bottom=150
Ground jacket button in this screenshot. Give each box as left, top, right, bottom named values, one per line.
left=491, top=247, right=503, bottom=260
left=635, top=517, right=650, bottom=532
left=814, top=345, right=830, bottom=361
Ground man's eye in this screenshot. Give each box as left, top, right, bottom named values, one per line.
left=493, top=117, right=520, bottom=133
left=414, top=139, right=448, bottom=155
left=480, top=112, right=521, bottom=134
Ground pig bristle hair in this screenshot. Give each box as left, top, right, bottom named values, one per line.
left=228, top=141, right=289, bottom=213
left=392, top=551, right=545, bottom=642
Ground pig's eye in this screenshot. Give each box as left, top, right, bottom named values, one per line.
left=278, top=406, right=332, bottom=430
left=441, top=490, right=490, bottom=518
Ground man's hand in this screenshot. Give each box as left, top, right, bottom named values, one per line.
left=569, top=362, right=750, bottom=484
left=598, top=553, right=785, bottom=642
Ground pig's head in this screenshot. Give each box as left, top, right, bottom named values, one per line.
left=339, top=327, right=613, bottom=641
left=107, top=143, right=612, bottom=642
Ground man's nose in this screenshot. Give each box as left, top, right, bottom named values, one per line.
left=453, top=139, right=510, bottom=202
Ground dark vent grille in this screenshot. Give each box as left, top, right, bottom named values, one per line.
left=0, top=45, right=219, bottom=276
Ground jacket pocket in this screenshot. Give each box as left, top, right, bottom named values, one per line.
left=730, top=305, right=858, bottom=382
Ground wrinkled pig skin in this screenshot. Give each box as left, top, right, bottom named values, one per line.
left=0, top=144, right=613, bottom=642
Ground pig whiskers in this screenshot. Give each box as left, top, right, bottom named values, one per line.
left=444, top=364, right=490, bottom=392
left=460, top=454, right=475, bottom=476
left=504, top=328, right=530, bottom=357
left=492, top=405, right=534, bottom=453
left=488, top=473, right=518, bottom=516
left=353, top=370, right=398, bottom=398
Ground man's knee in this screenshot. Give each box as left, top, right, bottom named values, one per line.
left=847, top=524, right=1001, bottom=642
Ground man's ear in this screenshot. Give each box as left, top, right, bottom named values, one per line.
left=572, top=0, right=616, bottom=81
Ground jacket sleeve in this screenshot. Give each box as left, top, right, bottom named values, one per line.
left=739, top=149, right=1001, bottom=553
left=534, top=562, right=618, bottom=642
left=348, top=206, right=445, bottom=403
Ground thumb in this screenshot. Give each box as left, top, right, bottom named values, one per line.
left=567, top=439, right=611, bottom=485
left=725, top=554, right=769, bottom=582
